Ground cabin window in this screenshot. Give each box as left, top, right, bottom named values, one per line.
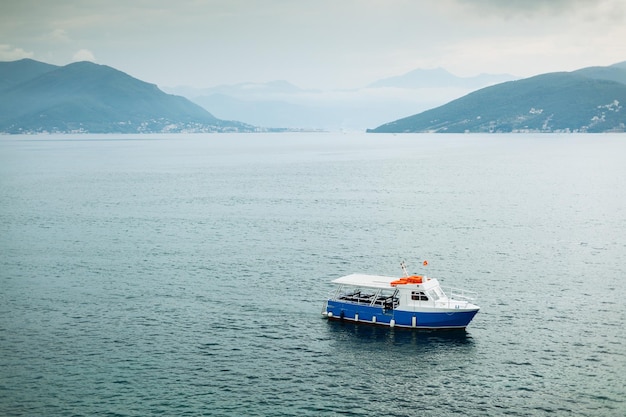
left=411, top=291, right=429, bottom=301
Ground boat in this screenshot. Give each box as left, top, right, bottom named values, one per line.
left=321, top=261, right=480, bottom=329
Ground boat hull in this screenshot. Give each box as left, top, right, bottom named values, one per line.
left=325, top=300, right=478, bottom=329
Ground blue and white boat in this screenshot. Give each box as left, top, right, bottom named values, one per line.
left=322, top=262, right=480, bottom=329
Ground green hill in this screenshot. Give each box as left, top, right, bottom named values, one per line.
left=573, top=65, right=626, bottom=85
left=0, top=58, right=57, bottom=92
left=0, top=59, right=256, bottom=133
left=368, top=63, right=626, bottom=133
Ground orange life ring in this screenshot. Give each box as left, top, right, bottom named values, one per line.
left=423, top=260, right=428, bottom=266
left=391, top=275, right=423, bottom=286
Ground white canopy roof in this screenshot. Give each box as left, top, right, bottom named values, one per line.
left=332, top=273, right=399, bottom=289
left=332, top=273, right=438, bottom=289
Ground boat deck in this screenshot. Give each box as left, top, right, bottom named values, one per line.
left=337, top=290, right=399, bottom=309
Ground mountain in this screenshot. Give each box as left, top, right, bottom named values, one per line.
left=0, top=58, right=57, bottom=92
left=367, top=62, right=626, bottom=133
left=179, top=85, right=467, bottom=131
left=190, top=93, right=344, bottom=129
left=572, top=63, right=626, bottom=85
left=368, top=67, right=516, bottom=89
left=164, top=81, right=342, bottom=129
left=164, top=80, right=313, bottom=104
left=165, top=69, right=512, bottom=131
left=164, top=81, right=336, bottom=129
left=0, top=59, right=256, bottom=133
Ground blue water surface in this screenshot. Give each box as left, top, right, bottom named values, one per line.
left=1, top=133, right=625, bottom=416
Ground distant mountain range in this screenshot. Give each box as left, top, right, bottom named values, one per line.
left=166, top=82, right=340, bottom=130
left=164, top=69, right=515, bottom=130
left=0, top=59, right=256, bottom=134
left=3, top=58, right=625, bottom=134
left=367, top=67, right=515, bottom=89
left=368, top=62, right=626, bottom=133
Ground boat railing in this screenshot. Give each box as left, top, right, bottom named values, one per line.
left=337, top=291, right=377, bottom=305
left=442, top=286, right=477, bottom=302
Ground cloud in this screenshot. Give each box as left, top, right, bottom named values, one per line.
left=1, top=0, right=625, bottom=89
left=72, top=49, right=96, bottom=62
left=49, top=29, right=70, bottom=42
left=451, top=0, right=600, bottom=17
left=0, top=44, right=34, bottom=61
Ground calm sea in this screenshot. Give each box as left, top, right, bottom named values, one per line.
left=1, top=133, right=625, bottom=416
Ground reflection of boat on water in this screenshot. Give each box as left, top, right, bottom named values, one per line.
left=322, top=261, right=480, bottom=329
left=326, top=320, right=473, bottom=347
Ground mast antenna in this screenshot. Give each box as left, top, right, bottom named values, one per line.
left=400, top=260, right=409, bottom=276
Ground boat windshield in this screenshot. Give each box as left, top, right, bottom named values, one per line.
left=429, top=287, right=445, bottom=301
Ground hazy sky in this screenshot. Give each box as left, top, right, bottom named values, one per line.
left=1, top=0, right=625, bottom=89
